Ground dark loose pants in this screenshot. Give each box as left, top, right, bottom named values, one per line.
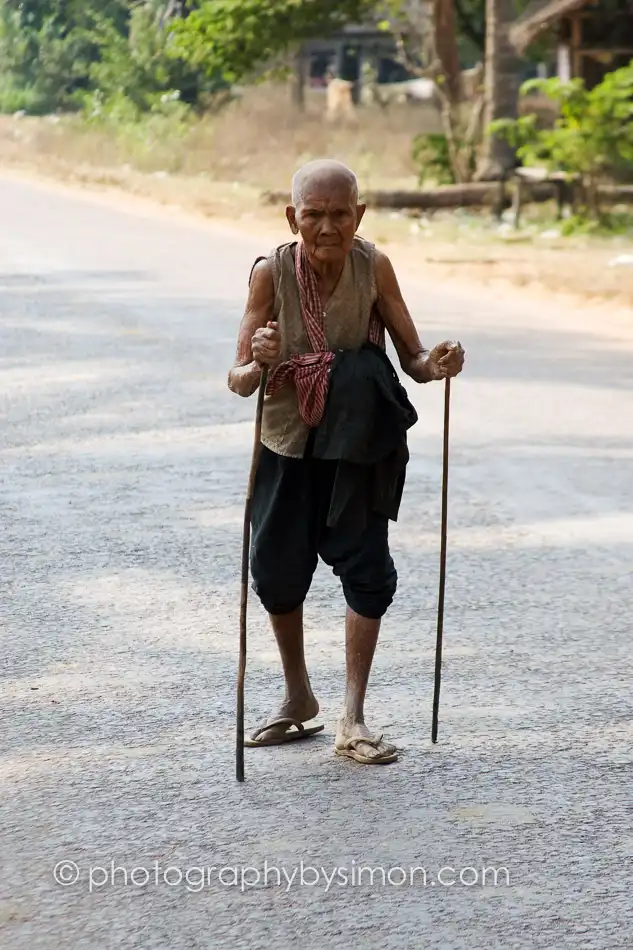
left=251, top=446, right=397, bottom=619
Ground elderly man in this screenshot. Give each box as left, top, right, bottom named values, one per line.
left=229, top=159, right=464, bottom=764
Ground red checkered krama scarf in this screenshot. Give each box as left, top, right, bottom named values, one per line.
left=265, top=241, right=385, bottom=428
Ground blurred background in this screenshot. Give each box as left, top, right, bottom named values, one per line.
left=1, top=0, right=632, bottom=299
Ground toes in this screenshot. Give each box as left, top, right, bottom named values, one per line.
left=335, top=724, right=398, bottom=760
left=254, top=725, right=289, bottom=742
left=356, top=739, right=397, bottom=759
left=355, top=742, right=382, bottom=760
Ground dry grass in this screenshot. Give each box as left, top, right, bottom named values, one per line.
left=1, top=82, right=633, bottom=311
left=187, top=85, right=442, bottom=190
left=0, top=83, right=440, bottom=190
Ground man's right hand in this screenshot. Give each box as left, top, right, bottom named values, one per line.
left=252, top=321, right=281, bottom=366
left=228, top=259, right=277, bottom=396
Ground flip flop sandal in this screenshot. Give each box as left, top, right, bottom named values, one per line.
left=244, top=717, right=325, bottom=747
left=334, top=732, right=398, bottom=765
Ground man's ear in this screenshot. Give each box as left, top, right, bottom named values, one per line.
left=355, top=203, right=367, bottom=230
left=286, top=206, right=299, bottom=234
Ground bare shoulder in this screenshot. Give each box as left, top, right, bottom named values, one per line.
left=373, top=247, right=400, bottom=293
left=247, top=256, right=275, bottom=306
left=373, top=247, right=391, bottom=269
left=249, top=256, right=274, bottom=287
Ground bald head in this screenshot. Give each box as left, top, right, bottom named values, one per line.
left=291, top=159, right=358, bottom=208
left=286, top=159, right=365, bottom=264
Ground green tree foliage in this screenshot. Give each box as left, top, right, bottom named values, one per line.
left=491, top=64, right=633, bottom=218
left=0, top=0, right=380, bottom=114
left=0, top=0, right=129, bottom=113
left=0, top=1, right=205, bottom=114
left=169, top=0, right=378, bottom=83
left=82, top=5, right=207, bottom=119
left=412, top=133, right=455, bottom=185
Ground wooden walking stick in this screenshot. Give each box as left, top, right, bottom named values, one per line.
left=236, top=366, right=268, bottom=782
left=431, top=377, right=451, bottom=744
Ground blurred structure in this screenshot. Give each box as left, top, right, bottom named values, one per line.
left=302, top=23, right=413, bottom=102
left=293, top=2, right=433, bottom=108
left=511, top=0, right=633, bottom=87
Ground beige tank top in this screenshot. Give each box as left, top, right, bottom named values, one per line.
left=261, top=236, right=379, bottom=458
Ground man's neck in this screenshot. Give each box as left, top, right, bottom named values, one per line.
left=307, top=255, right=345, bottom=287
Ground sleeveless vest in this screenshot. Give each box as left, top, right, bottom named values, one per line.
left=261, top=236, right=379, bottom=458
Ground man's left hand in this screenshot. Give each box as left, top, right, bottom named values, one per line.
left=429, top=340, right=465, bottom=380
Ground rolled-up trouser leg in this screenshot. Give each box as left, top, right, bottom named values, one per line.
left=320, top=512, right=397, bottom=620
left=251, top=447, right=396, bottom=618
left=250, top=446, right=318, bottom=615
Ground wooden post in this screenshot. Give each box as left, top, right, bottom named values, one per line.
left=335, top=40, right=345, bottom=80
left=571, top=14, right=582, bottom=79
left=555, top=180, right=565, bottom=220
left=512, top=174, right=523, bottom=228
left=493, top=175, right=507, bottom=220
left=354, top=46, right=364, bottom=106
left=557, top=43, right=572, bottom=82
left=292, top=47, right=308, bottom=110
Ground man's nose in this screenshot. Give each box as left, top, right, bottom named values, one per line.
left=320, top=215, right=336, bottom=234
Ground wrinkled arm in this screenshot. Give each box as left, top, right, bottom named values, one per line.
left=227, top=259, right=274, bottom=397
left=374, top=250, right=436, bottom=383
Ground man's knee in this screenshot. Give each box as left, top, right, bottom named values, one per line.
left=251, top=553, right=314, bottom=615
left=252, top=580, right=306, bottom=616
left=342, top=565, right=397, bottom=619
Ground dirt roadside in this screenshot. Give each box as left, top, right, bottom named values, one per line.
left=2, top=152, right=633, bottom=339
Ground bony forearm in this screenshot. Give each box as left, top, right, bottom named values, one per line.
left=404, top=350, right=437, bottom=384
left=227, top=361, right=262, bottom=397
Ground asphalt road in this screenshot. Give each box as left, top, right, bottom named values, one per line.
left=1, top=173, right=632, bottom=950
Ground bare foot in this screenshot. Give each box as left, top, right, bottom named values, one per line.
left=335, top=715, right=398, bottom=764
left=253, top=691, right=320, bottom=743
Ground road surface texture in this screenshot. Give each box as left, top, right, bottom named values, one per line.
left=1, top=173, right=632, bottom=950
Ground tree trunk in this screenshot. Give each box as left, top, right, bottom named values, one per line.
left=292, top=47, right=308, bottom=110
left=477, top=0, right=522, bottom=180
left=433, top=0, right=462, bottom=106
left=262, top=183, right=633, bottom=211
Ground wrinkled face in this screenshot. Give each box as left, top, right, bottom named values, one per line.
left=286, top=177, right=365, bottom=266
